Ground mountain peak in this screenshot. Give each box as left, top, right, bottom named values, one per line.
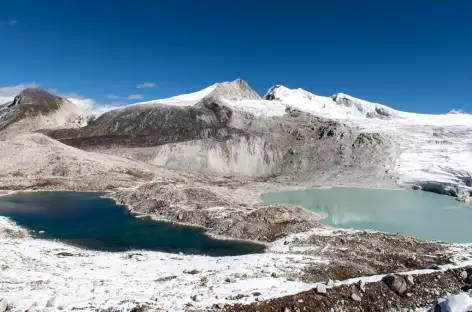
left=448, top=109, right=468, bottom=115
left=263, top=85, right=292, bottom=101
left=206, top=79, right=261, bottom=101
left=9, top=88, right=64, bottom=109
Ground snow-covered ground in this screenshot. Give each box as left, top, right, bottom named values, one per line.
left=2, top=216, right=472, bottom=312
left=0, top=217, right=327, bottom=312
left=415, top=293, right=472, bottom=312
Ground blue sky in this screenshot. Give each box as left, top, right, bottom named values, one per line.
left=0, top=0, right=471, bottom=113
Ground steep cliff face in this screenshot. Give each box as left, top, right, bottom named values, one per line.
left=233, top=108, right=398, bottom=182
left=98, top=133, right=282, bottom=177
left=0, top=88, right=83, bottom=138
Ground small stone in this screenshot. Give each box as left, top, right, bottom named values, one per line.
left=271, top=272, right=278, bottom=278
left=177, top=213, right=183, bottom=220
left=46, top=296, right=56, bottom=308
left=434, top=290, right=440, bottom=296
left=298, top=299, right=303, bottom=303
left=252, top=292, right=261, bottom=297
left=284, top=240, right=290, bottom=245
left=460, top=270, right=468, bottom=282
left=406, top=293, right=412, bottom=298
left=184, top=269, right=201, bottom=275
left=25, top=303, right=37, bottom=312
left=225, top=277, right=234, bottom=283
left=283, top=308, right=290, bottom=312
left=326, top=279, right=334, bottom=287
left=432, top=304, right=442, bottom=312
left=315, top=284, right=327, bottom=294
left=0, top=300, right=8, bottom=312
left=358, top=280, right=366, bottom=293
left=405, top=275, right=415, bottom=286
left=351, top=293, right=362, bottom=302
left=216, top=303, right=225, bottom=309
left=191, top=294, right=202, bottom=302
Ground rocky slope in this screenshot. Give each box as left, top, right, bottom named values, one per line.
left=0, top=89, right=158, bottom=191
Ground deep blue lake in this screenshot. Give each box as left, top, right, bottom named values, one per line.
left=0, top=191, right=264, bottom=256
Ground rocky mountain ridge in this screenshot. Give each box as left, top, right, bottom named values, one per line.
left=0, top=88, right=85, bottom=138
left=40, top=80, right=397, bottom=183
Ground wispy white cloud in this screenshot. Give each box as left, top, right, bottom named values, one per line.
left=61, top=92, right=124, bottom=116
left=128, top=94, right=143, bottom=100
left=107, top=94, right=119, bottom=99
left=0, top=82, right=39, bottom=104
left=137, top=82, right=157, bottom=89
left=9, top=20, right=18, bottom=25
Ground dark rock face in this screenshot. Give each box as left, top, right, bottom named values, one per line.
left=0, top=88, right=74, bottom=131
left=419, top=182, right=459, bottom=197
left=44, top=98, right=241, bottom=149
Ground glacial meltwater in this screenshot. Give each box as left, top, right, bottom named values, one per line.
left=0, top=192, right=264, bottom=256
left=261, top=188, right=471, bottom=243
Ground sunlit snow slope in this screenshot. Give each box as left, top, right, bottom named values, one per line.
left=133, top=85, right=217, bottom=107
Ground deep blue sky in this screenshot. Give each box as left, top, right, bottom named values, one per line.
left=0, top=0, right=471, bottom=113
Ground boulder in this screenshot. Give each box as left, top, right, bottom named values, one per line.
left=46, top=296, right=56, bottom=308
left=315, top=284, right=327, bottom=294
left=405, top=274, right=415, bottom=286
left=460, top=270, right=468, bottom=283
left=383, top=274, right=408, bottom=295
left=351, top=293, right=362, bottom=302
left=0, top=299, right=8, bottom=312
left=191, top=294, right=202, bottom=302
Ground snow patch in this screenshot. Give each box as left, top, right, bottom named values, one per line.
left=133, top=85, right=217, bottom=107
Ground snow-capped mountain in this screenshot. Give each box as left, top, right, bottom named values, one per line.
left=126, top=81, right=472, bottom=197
left=263, top=85, right=472, bottom=197
left=59, top=79, right=469, bottom=198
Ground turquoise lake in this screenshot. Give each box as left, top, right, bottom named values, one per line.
left=261, top=188, right=471, bottom=243
left=0, top=192, right=264, bottom=256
